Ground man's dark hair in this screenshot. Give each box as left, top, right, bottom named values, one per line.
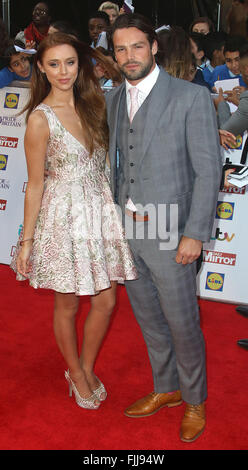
left=204, top=31, right=227, bottom=61
left=111, top=13, right=157, bottom=47
left=224, top=35, right=247, bottom=54
left=88, top=10, right=110, bottom=26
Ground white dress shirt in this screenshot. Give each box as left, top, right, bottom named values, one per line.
left=125, top=64, right=160, bottom=119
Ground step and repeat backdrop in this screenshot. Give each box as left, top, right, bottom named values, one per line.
left=197, top=129, right=248, bottom=304
left=0, top=85, right=29, bottom=265
left=0, top=84, right=247, bottom=304
left=196, top=145, right=248, bottom=304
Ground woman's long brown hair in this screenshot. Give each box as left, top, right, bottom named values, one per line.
left=23, top=32, right=117, bottom=154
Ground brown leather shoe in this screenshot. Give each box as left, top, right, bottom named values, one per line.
left=124, top=391, right=182, bottom=418
left=180, top=403, right=205, bottom=443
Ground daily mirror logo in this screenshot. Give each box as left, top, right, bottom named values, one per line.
left=0, top=136, right=18, bottom=149
left=220, top=186, right=246, bottom=195
left=0, top=199, right=7, bottom=210
left=203, top=250, right=236, bottom=266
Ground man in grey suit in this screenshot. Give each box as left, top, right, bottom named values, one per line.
left=106, top=13, right=222, bottom=443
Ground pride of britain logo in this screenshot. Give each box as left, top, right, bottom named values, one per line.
left=0, top=178, right=10, bottom=189
left=0, top=115, right=22, bottom=127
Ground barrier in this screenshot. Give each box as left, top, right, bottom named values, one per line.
left=197, top=134, right=248, bottom=304
left=0, top=84, right=29, bottom=265
left=0, top=83, right=247, bottom=304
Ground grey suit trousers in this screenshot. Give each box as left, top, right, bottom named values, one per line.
left=124, top=217, right=207, bottom=405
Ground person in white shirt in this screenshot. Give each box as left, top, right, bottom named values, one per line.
left=105, top=12, right=222, bottom=443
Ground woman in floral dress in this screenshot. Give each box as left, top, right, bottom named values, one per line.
left=11, top=32, right=137, bottom=410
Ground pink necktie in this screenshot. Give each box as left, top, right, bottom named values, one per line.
left=129, top=87, right=139, bottom=123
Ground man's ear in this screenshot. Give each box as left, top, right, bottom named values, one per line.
left=152, top=40, right=158, bottom=56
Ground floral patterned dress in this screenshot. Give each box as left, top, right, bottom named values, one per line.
left=11, top=103, right=137, bottom=295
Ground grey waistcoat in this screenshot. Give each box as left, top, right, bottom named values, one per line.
left=116, top=89, right=153, bottom=211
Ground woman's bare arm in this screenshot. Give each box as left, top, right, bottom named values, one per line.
left=17, top=110, right=49, bottom=276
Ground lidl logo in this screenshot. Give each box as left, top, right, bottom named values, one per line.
left=205, top=272, right=225, bottom=292
left=4, top=93, right=19, bottom=109
left=216, top=201, right=234, bottom=220
left=227, top=134, right=242, bottom=150
left=0, top=154, right=8, bottom=170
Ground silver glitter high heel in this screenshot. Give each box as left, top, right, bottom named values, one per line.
left=93, top=377, right=107, bottom=401
left=65, top=370, right=100, bottom=409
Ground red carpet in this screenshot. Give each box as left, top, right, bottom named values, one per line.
left=0, top=263, right=248, bottom=450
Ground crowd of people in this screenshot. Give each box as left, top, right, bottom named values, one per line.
left=2, top=2, right=248, bottom=117
left=1, top=1, right=248, bottom=446
left=1, top=2, right=248, bottom=101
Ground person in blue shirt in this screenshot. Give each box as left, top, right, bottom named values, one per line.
left=189, top=32, right=212, bottom=90
left=202, top=31, right=226, bottom=87
left=0, top=41, right=33, bottom=88
left=211, top=35, right=247, bottom=90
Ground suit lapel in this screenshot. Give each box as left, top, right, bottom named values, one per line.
left=140, top=69, right=171, bottom=163
left=107, top=83, right=126, bottom=194
left=108, top=83, right=125, bottom=167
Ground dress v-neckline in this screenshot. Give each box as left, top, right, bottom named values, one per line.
left=43, top=103, right=87, bottom=151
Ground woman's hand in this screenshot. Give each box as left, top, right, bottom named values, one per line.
left=16, top=242, right=33, bottom=277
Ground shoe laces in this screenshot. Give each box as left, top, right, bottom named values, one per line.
left=186, top=404, right=204, bottom=417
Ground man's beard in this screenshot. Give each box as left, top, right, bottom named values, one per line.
left=120, top=56, right=154, bottom=81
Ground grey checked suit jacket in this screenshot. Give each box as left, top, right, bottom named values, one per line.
left=106, top=68, right=222, bottom=243
left=219, top=90, right=248, bottom=134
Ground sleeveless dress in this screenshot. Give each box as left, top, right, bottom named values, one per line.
left=11, top=103, right=137, bottom=295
